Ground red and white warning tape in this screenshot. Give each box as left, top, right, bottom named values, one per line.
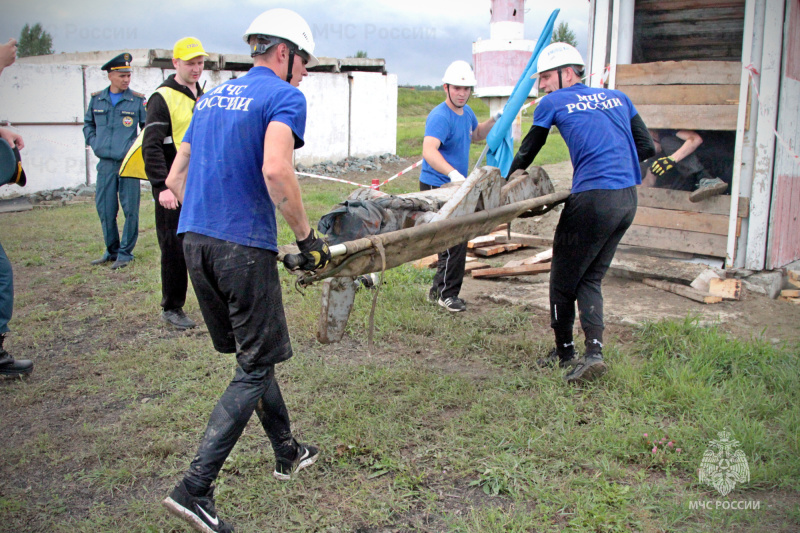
left=297, top=159, right=423, bottom=190
left=744, top=64, right=800, bottom=162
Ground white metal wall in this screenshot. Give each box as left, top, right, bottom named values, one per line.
left=0, top=64, right=397, bottom=197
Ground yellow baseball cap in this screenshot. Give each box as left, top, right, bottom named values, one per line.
left=173, top=37, right=209, bottom=61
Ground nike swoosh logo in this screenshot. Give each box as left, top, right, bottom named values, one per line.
left=196, top=504, right=219, bottom=527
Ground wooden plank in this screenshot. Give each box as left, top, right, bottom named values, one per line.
left=412, top=254, right=438, bottom=269
left=472, top=263, right=552, bottom=279
left=633, top=206, right=730, bottom=235
left=616, top=84, right=739, bottom=106
left=464, top=262, right=491, bottom=275
left=779, top=296, right=800, bottom=304
left=643, top=278, right=723, bottom=304
left=472, top=243, right=524, bottom=257
left=637, top=187, right=749, bottom=217
left=503, top=248, right=552, bottom=268
left=786, top=277, right=800, bottom=289
left=615, top=61, right=741, bottom=85
left=636, top=6, right=745, bottom=24
left=621, top=225, right=728, bottom=257
left=495, top=233, right=554, bottom=247
left=789, top=270, right=800, bottom=282
left=709, top=278, right=743, bottom=300
left=467, top=235, right=501, bottom=249
left=636, top=0, right=744, bottom=11
left=780, top=289, right=800, bottom=298
left=636, top=104, right=738, bottom=130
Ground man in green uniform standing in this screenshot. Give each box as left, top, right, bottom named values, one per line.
left=83, top=53, right=146, bottom=269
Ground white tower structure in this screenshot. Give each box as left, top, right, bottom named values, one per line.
left=472, top=0, right=537, bottom=140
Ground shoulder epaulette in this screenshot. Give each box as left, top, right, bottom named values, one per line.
left=91, top=90, right=102, bottom=97
left=132, top=91, right=146, bottom=99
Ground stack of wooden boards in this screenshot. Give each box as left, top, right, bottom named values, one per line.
left=411, top=225, right=554, bottom=280
left=779, top=270, right=800, bottom=305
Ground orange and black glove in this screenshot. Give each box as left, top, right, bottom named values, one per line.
left=649, top=156, right=676, bottom=177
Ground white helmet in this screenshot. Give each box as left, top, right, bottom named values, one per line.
left=442, top=60, right=477, bottom=87
left=243, top=8, right=319, bottom=68
left=536, top=42, right=584, bottom=75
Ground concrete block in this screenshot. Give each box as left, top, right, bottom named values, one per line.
left=741, top=270, right=783, bottom=299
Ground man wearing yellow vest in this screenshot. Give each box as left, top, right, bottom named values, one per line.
left=143, top=37, right=208, bottom=329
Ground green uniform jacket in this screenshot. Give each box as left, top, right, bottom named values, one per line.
left=83, top=87, right=146, bottom=161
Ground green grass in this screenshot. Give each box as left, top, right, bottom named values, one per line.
left=0, top=195, right=798, bottom=532
left=396, top=87, right=570, bottom=169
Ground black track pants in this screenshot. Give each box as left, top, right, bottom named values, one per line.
left=549, top=186, right=637, bottom=350
left=420, top=182, right=467, bottom=300
left=153, top=190, right=188, bottom=311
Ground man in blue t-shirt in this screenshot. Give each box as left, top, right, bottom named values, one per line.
left=161, top=10, right=331, bottom=533
left=508, top=43, right=655, bottom=384
left=420, top=60, right=499, bottom=312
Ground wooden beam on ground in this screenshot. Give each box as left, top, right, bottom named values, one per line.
left=472, top=263, right=551, bottom=279
left=412, top=254, right=438, bottom=269
left=621, top=225, right=728, bottom=257
left=615, top=61, right=741, bottom=85
left=468, top=234, right=501, bottom=249
left=472, top=243, right=524, bottom=257
left=633, top=207, right=730, bottom=235
left=780, top=289, right=800, bottom=298
left=709, top=278, right=743, bottom=300
left=503, top=248, right=552, bottom=268
left=617, top=84, right=740, bottom=106
left=636, top=104, right=738, bottom=130
left=464, top=262, right=491, bottom=275
left=495, top=233, right=554, bottom=247
left=788, top=270, right=800, bottom=282
left=643, top=278, right=723, bottom=304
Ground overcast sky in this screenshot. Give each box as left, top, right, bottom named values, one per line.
left=2, top=0, right=590, bottom=86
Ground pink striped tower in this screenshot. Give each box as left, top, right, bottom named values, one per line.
left=472, top=0, right=536, bottom=140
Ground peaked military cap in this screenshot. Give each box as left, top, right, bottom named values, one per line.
left=101, top=52, right=133, bottom=72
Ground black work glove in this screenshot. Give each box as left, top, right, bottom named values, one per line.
left=295, top=229, right=331, bottom=271
left=649, top=156, right=676, bottom=177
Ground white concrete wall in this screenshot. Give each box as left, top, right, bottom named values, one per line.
left=297, top=72, right=350, bottom=164
left=348, top=72, right=398, bottom=158
left=1, top=63, right=396, bottom=197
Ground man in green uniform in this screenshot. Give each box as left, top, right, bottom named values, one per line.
left=83, top=52, right=146, bottom=269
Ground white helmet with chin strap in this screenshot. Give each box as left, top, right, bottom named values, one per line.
left=442, top=60, right=477, bottom=109
left=536, top=42, right=585, bottom=89
left=243, top=8, right=319, bottom=83
left=442, top=60, right=477, bottom=87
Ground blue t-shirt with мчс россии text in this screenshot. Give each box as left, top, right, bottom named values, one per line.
left=533, top=83, right=640, bottom=193
left=178, top=66, right=307, bottom=252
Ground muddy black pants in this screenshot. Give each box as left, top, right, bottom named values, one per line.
left=420, top=182, right=468, bottom=300
left=549, top=187, right=637, bottom=353
left=181, top=233, right=296, bottom=494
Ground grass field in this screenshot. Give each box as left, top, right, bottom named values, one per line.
left=396, top=88, right=570, bottom=168
left=0, top=183, right=798, bottom=532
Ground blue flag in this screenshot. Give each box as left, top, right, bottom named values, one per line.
left=485, top=9, right=560, bottom=177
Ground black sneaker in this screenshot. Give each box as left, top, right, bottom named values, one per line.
left=90, top=255, right=116, bottom=266
left=0, top=349, right=33, bottom=377
left=162, top=308, right=197, bottom=330
left=438, top=296, right=466, bottom=312
left=427, top=287, right=439, bottom=304
left=163, top=481, right=234, bottom=533
left=274, top=442, right=320, bottom=481
left=564, top=354, right=608, bottom=384
left=537, top=348, right=579, bottom=369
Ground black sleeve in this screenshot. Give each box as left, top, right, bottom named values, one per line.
left=507, top=125, right=550, bottom=177
left=630, top=113, right=656, bottom=162
left=142, top=92, right=172, bottom=193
